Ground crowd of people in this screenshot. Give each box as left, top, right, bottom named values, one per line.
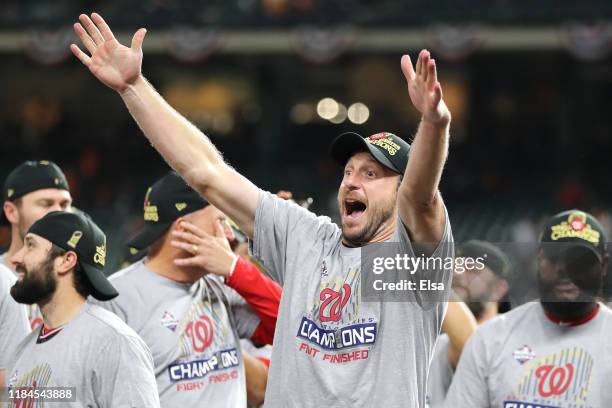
left=1, top=12, right=611, bottom=408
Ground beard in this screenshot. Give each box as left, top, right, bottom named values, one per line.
left=341, top=193, right=396, bottom=247
left=466, top=301, right=486, bottom=321
left=537, top=269, right=597, bottom=321
left=11, top=256, right=57, bottom=305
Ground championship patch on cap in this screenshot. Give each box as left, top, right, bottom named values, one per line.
left=550, top=210, right=600, bottom=245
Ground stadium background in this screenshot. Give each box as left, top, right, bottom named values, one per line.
left=1, top=0, right=612, bottom=302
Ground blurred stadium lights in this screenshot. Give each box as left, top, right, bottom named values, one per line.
left=347, top=102, right=369, bottom=125
left=316, top=98, right=339, bottom=120
left=290, top=102, right=315, bottom=124
left=329, top=103, right=347, bottom=124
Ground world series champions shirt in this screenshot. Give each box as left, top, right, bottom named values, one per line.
left=93, top=260, right=261, bottom=408
left=443, top=302, right=612, bottom=408
left=249, top=190, right=454, bottom=407
left=5, top=303, right=159, bottom=407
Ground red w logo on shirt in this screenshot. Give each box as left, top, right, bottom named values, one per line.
left=319, top=284, right=351, bottom=322
left=185, top=315, right=214, bottom=353
left=535, top=363, right=574, bottom=397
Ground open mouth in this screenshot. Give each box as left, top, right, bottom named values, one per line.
left=344, top=199, right=367, bottom=219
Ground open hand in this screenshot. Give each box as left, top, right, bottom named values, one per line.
left=400, top=50, right=451, bottom=125
left=71, top=13, right=146, bottom=93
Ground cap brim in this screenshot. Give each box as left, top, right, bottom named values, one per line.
left=330, top=132, right=399, bottom=173
left=127, top=222, right=173, bottom=251
left=541, top=241, right=603, bottom=263
left=82, top=263, right=119, bottom=301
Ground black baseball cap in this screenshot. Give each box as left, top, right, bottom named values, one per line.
left=539, top=209, right=607, bottom=263
left=3, top=160, right=69, bottom=201
left=2, top=160, right=70, bottom=223
left=128, top=171, right=208, bottom=251
left=28, top=211, right=117, bottom=301
left=456, top=240, right=512, bottom=279
left=330, top=132, right=411, bottom=175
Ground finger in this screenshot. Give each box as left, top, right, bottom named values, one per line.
left=214, top=220, right=226, bottom=239
left=400, top=54, right=415, bottom=82
left=91, top=13, right=116, bottom=41
left=170, top=240, right=199, bottom=254
left=174, top=257, right=203, bottom=267
left=131, top=28, right=147, bottom=51
left=416, top=50, right=423, bottom=76
left=73, top=23, right=97, bottom=54
left=70, top=44, right=91, bottom=66
left=427, top=59, right=437, bottom=89
left=79, top=14, right=104, bottom=45
left=433, top=83, right=443, bottom=106
left=179, top=221, right=213, bottom=240
left=421, top=52, right=430, bottom=82
left=171, top=230, right=202, bottom=246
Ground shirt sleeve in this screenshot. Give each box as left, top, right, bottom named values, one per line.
left=225, top=257, right=281, bottom=345
left=0, top=269, right=30, bottom=369
left=249, top=190, right=338, bottom=286
left=89, top=297, right=129, bottom=323
left=442, top=327, right=490, bottom=408
left=93, top=334, right=160, bottom=408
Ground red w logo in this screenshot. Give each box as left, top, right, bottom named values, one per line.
left=185, top=315, right=214, bottom=353
left=535, top=363, right=574, bottom=397
left=319, top=284, right=351, bottom=322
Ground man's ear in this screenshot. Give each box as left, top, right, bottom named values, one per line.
left=493, top=279, right=509, bottom=302
left=56, top=251, right=78, bottom=276
left=171, top=217, right=187, bottom=232
left=3, top=201, right=19, bottom=225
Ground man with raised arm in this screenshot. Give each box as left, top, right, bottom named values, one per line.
left=71, top=13, right=454, bottom=407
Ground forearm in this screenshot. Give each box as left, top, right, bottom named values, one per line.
left=243, top=351, right=268, bottom=406
left=443, top=300, right=477, bottom=368
left=120, top=75, right=258, bottom=235
left=226, top=257, right=282, bottom=344
left=401, top=118, right=449, bottom=205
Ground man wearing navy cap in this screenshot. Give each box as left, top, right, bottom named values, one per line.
left=73, top=12, right=453, bottom=407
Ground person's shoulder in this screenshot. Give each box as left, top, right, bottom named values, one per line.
left=83, top=304, right=142, bottom=340
left=107, top=260, right=148, bottom=286
left=0, top=263, right=16, bottom=291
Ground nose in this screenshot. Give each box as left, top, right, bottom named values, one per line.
left=11, top=246, right=26, bottom=266
left=342, top=172, right=360, bottom=191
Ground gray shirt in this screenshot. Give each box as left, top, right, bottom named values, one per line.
left=444, top=301, right=612, bottom=407
left=6, top=303, right=159, bottom=407
left=425, top=334, right=453, bottom=407
left=250, top=190, right=454, bottom=408
left=94, top=260, right=260, bottom=408
left=0, top=264, right=29, bottom=370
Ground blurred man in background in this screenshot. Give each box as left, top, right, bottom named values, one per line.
left=6, top=211, right=159, bottom=407
left=426, top=240, right=510, bottom=407
left=93, top=172, right=281, bottom=407
left=445, top=210, right=612, bottom=407
left=1, top=160, right=72, bottom=330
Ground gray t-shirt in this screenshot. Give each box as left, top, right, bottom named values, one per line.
left=0, top=264, right=29, bottom=370
left=6, top=303, right=159, bottom=407
left=94, top=260, right=260, bottom=408
left=444, top=301, right=612, bottom=407
left=0, top=252, right=44, bottom=331
left=425, top=333, right=453, bottom=407
left=250, top=190, right=454, bottom=407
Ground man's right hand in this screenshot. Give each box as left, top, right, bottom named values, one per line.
left=71, top=13, right=147, bottom=94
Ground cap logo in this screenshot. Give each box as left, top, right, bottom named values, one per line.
left=94, top=244, right=106, bottom=266
left=67, top=231, right=83, bottom=248
left=366, top=133, right=401, bottom=156
left=175, top=202, right=187, bottom=211
left=54, top=178, right=60, bottom=185
left=7, top=189, right=14, bottom=198
left=550, top=211, right=600, bottom=244
left=129, top=247, right=139, bottom=255
left=143, top=187, right=159, bottom=222
left=39, top=160, right=49, bottom=165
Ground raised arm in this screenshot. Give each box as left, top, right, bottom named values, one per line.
left=397, top=50, right=451, bottom=249
left=442, top=299, right=477, bottom=369
left=70, top=13, right=259, bottom=236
